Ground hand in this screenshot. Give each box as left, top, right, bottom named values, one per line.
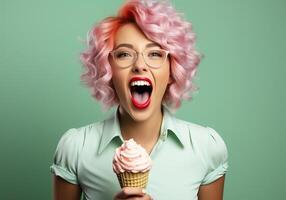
left=113, top=187, right=153, bottom=200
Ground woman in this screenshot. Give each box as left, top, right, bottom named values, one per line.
left=50, top=0, right=229, bottom=199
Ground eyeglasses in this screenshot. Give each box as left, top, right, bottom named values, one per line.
left=109, top=47, right=169, bottom=69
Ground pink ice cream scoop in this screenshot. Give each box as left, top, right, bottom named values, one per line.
left=112, top=138, right=152, bottom=174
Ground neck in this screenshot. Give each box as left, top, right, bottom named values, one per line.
left=118, top=106, right=163, bottom=152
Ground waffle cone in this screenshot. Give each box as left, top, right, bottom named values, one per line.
left=116, top=171, right=149, bottom=188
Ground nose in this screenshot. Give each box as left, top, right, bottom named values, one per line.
left=132, top=53, right=148, bottom=73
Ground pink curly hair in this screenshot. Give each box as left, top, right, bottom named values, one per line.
left=80, top=0, right=201, bottom=109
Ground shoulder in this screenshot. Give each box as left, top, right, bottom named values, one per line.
left=174, top=118, right=228, bottom=168
left=55, top=121, right=104, bottom=153
left=51, top=120, right=107, bottom=183
left=189, top=121, right=228, bottom=158
left=175, top=118, right=229, bottom=184
left=195, top=125, right=228, bottom=168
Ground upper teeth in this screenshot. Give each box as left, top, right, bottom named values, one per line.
left=130, top=80, right=151, bottom=86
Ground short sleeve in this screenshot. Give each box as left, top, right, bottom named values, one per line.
left=50, top=128, right=83, bottom=185
left=201, top=127, right=229, bottom=185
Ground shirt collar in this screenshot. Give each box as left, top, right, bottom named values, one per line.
left=160, top=106, right=189, bottom=148
left=97, top=105, right=188, bottom=155
left=98, top=106, right=123, bottom=155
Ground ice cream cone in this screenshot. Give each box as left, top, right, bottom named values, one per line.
left=112, top=139, right=152, bottom=188
left=117, top=171, right=149, bottom=188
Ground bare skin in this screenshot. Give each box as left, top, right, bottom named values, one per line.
left=52, top=175, right=225, bottom=200
left=53, top=175, right=81, bottom=200
left=117, top=103, right=163, bottom=154
left=113, top=187, right=153, bottom=200
left=198, top=175, right=226, bottom=200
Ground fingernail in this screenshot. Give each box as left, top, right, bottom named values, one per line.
left=142, top=189, right=146, bottom=194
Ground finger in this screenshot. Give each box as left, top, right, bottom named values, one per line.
left=114, top=187, right=145, bottom=199
left=128, top=193, right=153, bottom=200
left=148, top=195, right=154, bottom=200
left=144, top=193, right=153, bottom=200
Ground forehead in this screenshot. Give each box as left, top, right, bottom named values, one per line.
left=114, top=23, right=158, bottom=49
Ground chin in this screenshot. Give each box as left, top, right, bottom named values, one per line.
left=129, top=109, right=153, bottom=122
left=119, top=100, right=155, bottom=123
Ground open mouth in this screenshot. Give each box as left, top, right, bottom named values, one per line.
left=129, top=77, right=153, bottom=109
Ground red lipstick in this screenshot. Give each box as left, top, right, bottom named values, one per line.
left=129, top=77, right=152, bottom=110
left=129, top=77, right=152, bottom=85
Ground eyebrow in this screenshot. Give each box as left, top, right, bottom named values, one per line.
left=115, top=42, right=160, bottom=49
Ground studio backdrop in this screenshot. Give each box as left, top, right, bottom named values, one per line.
left=1, top=0, right=285, bottom=199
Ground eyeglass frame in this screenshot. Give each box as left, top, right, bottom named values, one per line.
left=109, top=47, right=170, bottom=69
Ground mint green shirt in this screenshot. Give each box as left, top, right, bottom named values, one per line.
left=50, top=107, right=228, bottom=200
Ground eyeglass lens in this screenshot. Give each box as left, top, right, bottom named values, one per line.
left=112, top=48, right=168, bottom=68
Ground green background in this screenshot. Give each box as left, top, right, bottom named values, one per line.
left=1, top=0, right=285, bottom=199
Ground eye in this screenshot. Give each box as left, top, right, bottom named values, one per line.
left=115, top=51, right=132, bottom=59
left=148, top=50, right=163, bottom=58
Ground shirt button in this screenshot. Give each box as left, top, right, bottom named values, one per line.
left=161, top=131, right=167, bottom=141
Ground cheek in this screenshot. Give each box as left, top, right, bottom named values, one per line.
left=158, top=65, right=171, bottom=95
left=162, top=63, right=171, bottom=85
left=112, top=76, right=122, bottom=93
left=111, top=67, right=121, bottom=86
left=111, top=72, right=127, bottom=98
left=157, top=74, right=170, bottom=95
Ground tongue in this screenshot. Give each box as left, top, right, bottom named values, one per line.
left=132, top=92, right=149, bottom=104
